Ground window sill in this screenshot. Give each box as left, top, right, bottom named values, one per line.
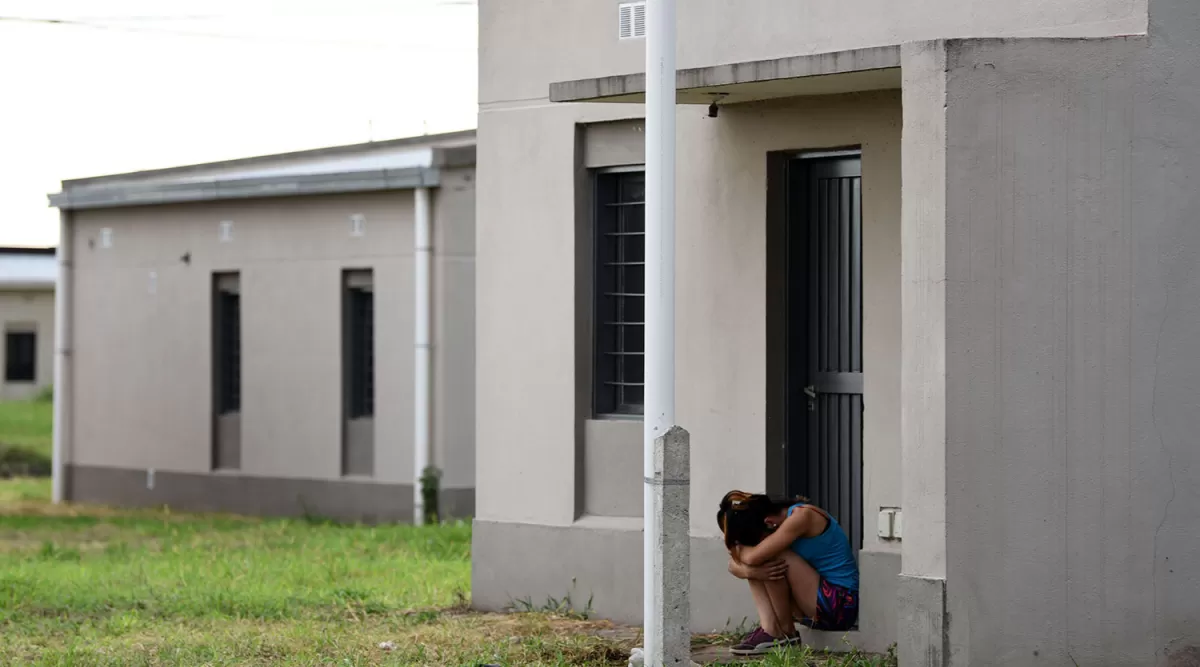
left=592, top=413, right=643, bottom=422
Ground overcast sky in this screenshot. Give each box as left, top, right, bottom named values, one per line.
left=0, top=0, right=477, bottom=247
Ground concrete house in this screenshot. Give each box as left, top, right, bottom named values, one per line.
left=48, top=131, right=477, bottom=522
left=472, top=1, right=1200, bottom=664
left=0, top=247, right=56, bottom=401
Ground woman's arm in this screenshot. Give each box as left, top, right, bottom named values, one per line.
left=728, top=554, right=749, bottom=579
left=728, top=549, right=788, bottom=580
left=739, top=510, right=815, bottom=566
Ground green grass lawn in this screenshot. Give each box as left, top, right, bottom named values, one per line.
left=0, top=398, right=53, bottom=455
left=0, top=476, right=49, bottom=503
left=0, top=479, right=635, bottom=666
left=0, top=399, right=54, bottom=477
left=0, top=396, right=895, bottom=666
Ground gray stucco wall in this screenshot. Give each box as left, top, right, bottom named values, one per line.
left=478, top=93, right=903, bottom=533
left=899, top=40, right=949, bottom=584
left=943, top=36, right=1145, bottom=666
left=0, top=289, right=55, bottom=401
left=476, top=88, right=904, bottom=641
left=66, top=186, right=475, bottom=515
left=898, top=4, right=1200, bottom=661
left=433, top=167, right=477, bottom=491
left=480, top=0, right=1146, bottom=106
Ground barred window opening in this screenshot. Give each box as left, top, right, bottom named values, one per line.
left=346, top=283, right=375, bottom=418
left=594, top=169, right=645, bottom=416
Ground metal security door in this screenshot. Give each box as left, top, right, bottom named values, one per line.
left=785, top=154, right=864, bottom=552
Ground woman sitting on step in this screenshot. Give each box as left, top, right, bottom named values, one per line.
left=716, top=490, right=860, bottom=657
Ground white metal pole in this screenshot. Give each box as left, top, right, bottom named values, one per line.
left=51, top=211, right=72, bottom=504
left=413, top=187, right=433, bottom=524
left=645, top=0, right=685, bottom=663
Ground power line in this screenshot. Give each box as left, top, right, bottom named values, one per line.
left=0, top=15, right=475, bottom=50
left=56, top=15, right=218, bottom=22
left=0, top=15, right=375, bottom=46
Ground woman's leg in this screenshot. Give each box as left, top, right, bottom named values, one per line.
left=761, top=576, right=800, bottom=637
left=778, top=550, right=821, bottom=621
left=746, top=579, right=792, bottom=637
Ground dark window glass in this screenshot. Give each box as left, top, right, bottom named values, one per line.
left=214, top=279, right=241, bottom=414
left=4, top=331, right=36, bottom=382
left=347, top=286, right=375, bottom=418
left=594, top=170, right=645, bottom=415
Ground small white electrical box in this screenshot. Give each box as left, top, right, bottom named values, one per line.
left=877, top=507, right=902, bottom=540
left=350, top=214, right=365, bottom=237
left=219, top=220, right=234, bottom=242
left=100, top=228, right=113, bottom=249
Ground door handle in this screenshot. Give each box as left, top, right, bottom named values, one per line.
left=803, top=385, right=817, bottom=399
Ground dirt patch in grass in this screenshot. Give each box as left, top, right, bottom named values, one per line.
left=3, top=613, right=636, bottom=666
left=0, top=521, right=154, bottom=554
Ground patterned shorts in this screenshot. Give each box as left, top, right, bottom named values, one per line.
left=800, top=579, right=859, bottom=632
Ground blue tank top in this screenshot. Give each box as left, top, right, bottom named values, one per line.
left=787, top=504, right=859, bottom=590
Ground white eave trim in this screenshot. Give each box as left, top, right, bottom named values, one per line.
left=548, top=44, right=902, bottom=104
left=0, top=280, right=55, bottom=291
left=49, top=166, right=441, bottom=211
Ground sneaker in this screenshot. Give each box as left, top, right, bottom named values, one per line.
left=730, top=627, right=795, bottom=656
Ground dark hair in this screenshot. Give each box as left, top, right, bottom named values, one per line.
left=716, top=490, right=801, bottom=550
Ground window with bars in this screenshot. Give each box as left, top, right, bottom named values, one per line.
left=344, top=273, right=375, bottom=419
left=4, top=330, right=36, bottom=383
left=213, top=274, right=241, bottom=415
left=594, top=169, right=645, bottom=416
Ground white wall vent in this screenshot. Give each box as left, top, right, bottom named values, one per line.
left=219, top=220, right=234, bottom=242
left=350, top=213, right=365, bottom=237
left=618, top=1, right=646, bottom=40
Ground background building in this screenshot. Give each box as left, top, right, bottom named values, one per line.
left=0, top=247, right=56, bottom=401
left=472, top=0, right=1200, bottom=664
left=49, top=131, right=476, bottom=522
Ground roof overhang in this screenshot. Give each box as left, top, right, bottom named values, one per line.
left=49, top=166, right=442, bottom=211
left=549, top=45, right=901, bottom=105
left=49, top=134, right=476, bottom=212
left=0, top=250, right=56, bottom=289
left=0, top=281, right=55, bottom=291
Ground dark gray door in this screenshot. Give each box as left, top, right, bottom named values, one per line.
left=785, top=155, right=864, bottom=551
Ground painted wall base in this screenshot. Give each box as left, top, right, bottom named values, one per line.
left=65, top=464, right=474, bottom=522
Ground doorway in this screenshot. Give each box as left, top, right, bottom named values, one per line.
left=772, top=152, right=864, bottom=552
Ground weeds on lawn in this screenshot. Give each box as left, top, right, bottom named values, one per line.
left=738, top=640, right=898, bottom=667
left=694, top=616, right=755, bottom=647
left=509, top=590, right=595, bottom=620
left=0, top=445, right=50, bottom=478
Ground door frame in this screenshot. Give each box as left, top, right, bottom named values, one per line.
left=764, top=147, right=863, bottom=502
